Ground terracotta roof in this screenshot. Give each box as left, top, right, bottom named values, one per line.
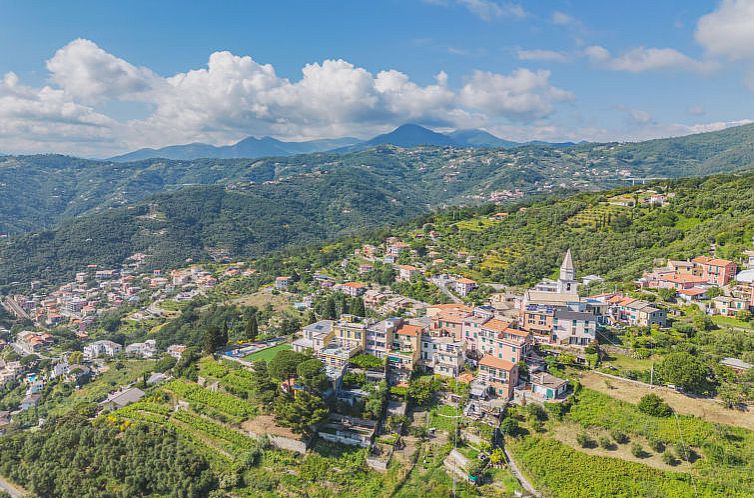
left=457, top=372, right=475, bottom=384
left=679, top=287, right=708, bottom=296
left=396, top=324, right=423, bottom=337
left=398, top=265, right=418, bottom=271
left=659, top=273, right=708, bottom=284
left=456, top=277, right=477, bottom=284
left=481, top=318, right=511, bottom=333
left=498, top=327, right=530, bottom=338
left=479, top=354, right=516, bottom=371
left=707, top=258, right=735, bottom=266
left=343, top=281, right=367, bottom=288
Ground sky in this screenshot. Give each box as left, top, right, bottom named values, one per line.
left=1, top=0, right=754, bottom=157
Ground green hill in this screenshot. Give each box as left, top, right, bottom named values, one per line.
left=4, top=122, right=754, bottom=237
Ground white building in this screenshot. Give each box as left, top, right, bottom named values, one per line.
left=84, top=340, right=123, bottom=359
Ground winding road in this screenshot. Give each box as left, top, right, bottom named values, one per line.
left=0, top=475, right=26, bottom=498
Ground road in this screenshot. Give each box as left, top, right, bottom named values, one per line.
left=0, top=475, right=26, bottom=498
left=429, top=277, right=463, bottom=304
left=504, top=447, right=540, bottom=497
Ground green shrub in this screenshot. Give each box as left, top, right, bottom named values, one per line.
left=661, top=449, right=678, bottom=466
left=637, top=394, right=673, bottom=417
left=598, top=436, right=614, bottom=450
left=611, top=430, right=629, bottom=444
left=631, top=443, right=646, bottom=458
left=648, top=438, right=665, bottom=453
left=576, top=432, right=596, bottom=448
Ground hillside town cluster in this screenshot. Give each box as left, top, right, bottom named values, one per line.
left=2, top=226, right=754, bottom=432
left=285, top=236, right=754, bottom=409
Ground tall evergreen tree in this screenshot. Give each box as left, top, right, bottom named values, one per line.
left=245, top=314, right=259, bottom=341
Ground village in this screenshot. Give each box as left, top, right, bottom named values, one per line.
left=0, top=209, right=753, bottom=494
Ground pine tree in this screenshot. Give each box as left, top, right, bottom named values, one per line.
left=245, top=315, right=259, bottom=341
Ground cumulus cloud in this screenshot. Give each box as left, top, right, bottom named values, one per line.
left=0, top=39, right=576, bottom=155
left=584, top=45, right=717, bottom=73
left=696, top=0, right=754, bottom=59
left=517, top=49, right=571, bottom=63
left=460, top=69, right=573, bottom=121
left=0, top=71, right=118, bottom=155
left=46, top=39, right=158, bottom=103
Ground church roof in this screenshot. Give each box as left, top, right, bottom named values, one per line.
left=561, top=249, right=574, bottom=272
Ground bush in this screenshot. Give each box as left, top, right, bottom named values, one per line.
left=637, top=394, right=673, bottom=417
left=648, top=438, right=665, bottom=453
left=500, top=417, right=519, bottom=436
left=630, top=443, right=646, bottom=458
left=662, top=449, right=678, bottom=466
left=611, top=430, right=629, bottom=444
left=599, top=436, right=615, bottom=450
left=576, top=432, right=596, bottom=448
left=674, top=442, right=696, bottom=461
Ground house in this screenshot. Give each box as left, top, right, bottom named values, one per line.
left=530, top=372, right=568, bottom=400
left=656, top=273, right=708, bottom=290
left=692, top=256, right=737, bottom=287
left=358, top=264, right=374, bottom=275
left=387, top=322, right=423, bottom=381
left=453, top=277, right=478, bottom=297
left=16, top=331, right=54, bottom=352
left=292, top=320, right=334, bottom=353
left=167, top=344, right=187, bottom=359
left=678, top=287, right=708, bottom=302
left=552, top=309, right=597, bottom=346
left=477, top=354, right=518, bottom=400
left=20, top=394, right=41, bottom=411
left=275, top=276, right=291, bottom=290
left=317, top=414, right=376, bottom=448
left=419, top=335, right=465, bottom=377
left=125, top=339, right=157, bottom=358
left=340, top=281, right=367, bottom=297
left=397, top=265, right=421, bottom=282
left=711, top=295, right=750, bottom=317
left=84, top=340, right=123, bottom=359
left=99, top=387, right=145, bottom=410
left=365, top=318, right=401, bottom=359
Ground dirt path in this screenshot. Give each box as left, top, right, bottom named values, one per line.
left=579, top=371, right=754, bottom=431
left=0, top=475, right=27, bottom=498
left=503, top=447, right=539, bottom=497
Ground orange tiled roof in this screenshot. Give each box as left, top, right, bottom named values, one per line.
left=479, top=354, right=516, bottom=371
left=659, top=273, right=708, bottom=284
left=396, top=324, right=423, bottom=337
left=343, top=281, right=367, bottom=288
left=481, top=318, right=510, bottom=333
left=456, top=277, right=477, bottom=284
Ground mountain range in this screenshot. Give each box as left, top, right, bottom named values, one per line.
left=3, top=122, right=754, bottom=288
left=108, top=124, right=562, bottom=161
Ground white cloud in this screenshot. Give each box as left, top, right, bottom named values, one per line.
left=460, top=69, right=573, bottom=121
left=0, top=39, right=576, bottom=155
left=696, top=0, right=754, bottom=59
left=425, top=0, right=525, bottom=21
left=629, top=109, right=653, bottom=124
left=517, top=49, right=571, bottom=63
left=551, top=11, right=577, bottom=26
left=0, top=71, right=118, bottom=155
left=585, top=45, right=717, bottom=73
left=46, top=39, right=158, bottom=103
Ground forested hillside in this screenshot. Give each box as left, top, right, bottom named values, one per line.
left=0, top=166, right=424, bottom=288
left=399, top=170, right=754, bottom=287
left=4, top=122, right=754, bottom=236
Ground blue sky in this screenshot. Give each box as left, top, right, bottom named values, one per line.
left=1, top=0, right=753, bottom=156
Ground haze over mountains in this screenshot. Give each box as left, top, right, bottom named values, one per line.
left=3, top=122, right=754, bottom=289
left=108, top=124, right=567, bottom=161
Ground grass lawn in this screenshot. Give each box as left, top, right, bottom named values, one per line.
left=428, top=404, right=463, bottom=434
left=603, top=352, right=659, bottom=371
left=243, top=343, right=291, bottom=362
left=712, top=315, right=753, bottom=329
